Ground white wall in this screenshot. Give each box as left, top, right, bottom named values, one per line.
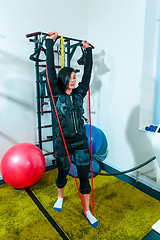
left=87, top=0, right=159, bottom=188
left=1, top=0, right=159, bottom=189
left=0, top=0, right=88, bottom=172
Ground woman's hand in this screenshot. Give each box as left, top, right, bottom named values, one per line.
left=81, top=41, right=91, bottom=49
left=46, top=32, right=58, bottom=40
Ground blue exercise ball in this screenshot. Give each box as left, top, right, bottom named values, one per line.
left=85, top=124, right=103, bottom=155
left=93, top=127, right=108, bottom=161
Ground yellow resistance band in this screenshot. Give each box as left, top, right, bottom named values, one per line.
left=60, top=36, right=64, bottom=69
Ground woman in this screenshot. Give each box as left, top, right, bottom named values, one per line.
left=46, top=32, right=98, bottom=228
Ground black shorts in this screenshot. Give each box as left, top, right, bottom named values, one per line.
left=54, top=135, right=90, bottom=170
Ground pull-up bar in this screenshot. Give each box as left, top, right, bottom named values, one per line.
left=26, top=31, right=94, bottom=49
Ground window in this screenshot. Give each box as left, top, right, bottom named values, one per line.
left=139, top=0, right=160, bottom=132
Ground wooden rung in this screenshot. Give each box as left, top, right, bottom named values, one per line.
left=41, top=139, right=53, bottom=143
left=44, top=152, right=54, bottom=156
left=40, top=124, right=52, bottom=128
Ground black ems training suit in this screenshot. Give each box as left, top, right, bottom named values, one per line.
left=46, top=39, right=92, bottom=194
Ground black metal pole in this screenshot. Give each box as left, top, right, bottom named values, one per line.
left=35, top=35, right=42, bottom=150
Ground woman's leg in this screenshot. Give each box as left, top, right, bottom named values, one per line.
left=53, top=139, right=72, bottom=211
left=53, top=187, right=65, bottom=212
left=58, top=186, right=65, bottom=198
left=77, top=164, right=98, bottom=228
left=82, top=193, right=90, bottom=211
left=53, top=167, right=70, bottom=212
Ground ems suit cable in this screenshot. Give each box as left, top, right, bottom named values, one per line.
left=92, top=156, right=156, bottom=176
left=88, top=88, right=95, bottom=216
left=46, top=66, right=87, bottom=220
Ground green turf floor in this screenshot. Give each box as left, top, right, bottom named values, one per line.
left=1, top=168, right=160, bottom=239
left=0, top=183, right=61, bottom=239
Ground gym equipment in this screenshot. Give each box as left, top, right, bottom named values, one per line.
left=1, top=143, right=45, bottom=188
left=85, top=124, right=108, bottom=157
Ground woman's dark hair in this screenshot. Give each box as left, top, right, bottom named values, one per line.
left=57, top=67, right=75, bottom=92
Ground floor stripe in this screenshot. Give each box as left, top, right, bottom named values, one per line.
left=25, top=188, right=69, bottom=240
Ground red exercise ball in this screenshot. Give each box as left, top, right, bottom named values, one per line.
left=0, top=143, right=45, bottom=189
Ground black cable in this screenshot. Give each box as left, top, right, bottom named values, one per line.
left=92, top=156, right=156, bottom=176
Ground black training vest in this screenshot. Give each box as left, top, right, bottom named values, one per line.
left=54, top=93, right=86, bottom=138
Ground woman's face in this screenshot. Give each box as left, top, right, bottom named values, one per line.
left=68, top=72, right=76, bottom=90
